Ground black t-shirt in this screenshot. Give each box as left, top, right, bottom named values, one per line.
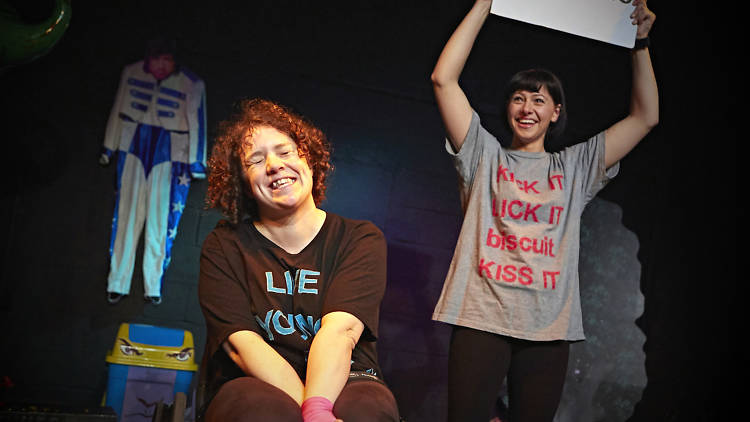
left=199, top=213, right=387, bottom=395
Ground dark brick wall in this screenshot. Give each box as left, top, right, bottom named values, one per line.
left=0, top=1, right=736, bottom=421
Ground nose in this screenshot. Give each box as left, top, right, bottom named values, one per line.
left=521, top=99, right=534, bottom=114
left=265, top=153, right=284, bottom=173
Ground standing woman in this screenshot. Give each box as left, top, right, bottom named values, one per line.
left=198, top=98, right=400, bottom=422
left=430, top=1, right=657, bottom=421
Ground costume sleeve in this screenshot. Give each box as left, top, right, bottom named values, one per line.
left=101, top=65, right=130, bottom=159
left=564, top=131, right=620, bottom=204
left=199, top=228, right=262, bottom=361
left=322, top=222, right=387, bottom=341
left=186, top=78, right=207, bottom=179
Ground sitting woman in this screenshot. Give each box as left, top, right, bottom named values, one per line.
left=198, top=98, right=400, bottom=422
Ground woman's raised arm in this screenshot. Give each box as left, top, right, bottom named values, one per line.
left=431, top=0, right=493, bottom=152
left=604, top=0, right=659, bottom=168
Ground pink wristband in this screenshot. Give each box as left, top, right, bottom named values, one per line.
left=301, top=396, right=336, bottom=422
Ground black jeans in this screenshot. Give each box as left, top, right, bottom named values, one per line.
left=447, top=325, right=570, bottom=422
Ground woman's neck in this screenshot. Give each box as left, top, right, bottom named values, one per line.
left=510, top=136, right=546, bottom=152
left=254, top=206, right=326, bottom=254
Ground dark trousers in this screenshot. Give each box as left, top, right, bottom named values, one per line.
left=447, top=325, right=570, bottom=422
left=204, top=374, right=400, bottom=422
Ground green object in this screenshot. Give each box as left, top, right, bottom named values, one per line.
left=0, top=0, right=72, bottom=67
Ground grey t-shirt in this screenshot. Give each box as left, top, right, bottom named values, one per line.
left=432, top=111, right=618, bottom=341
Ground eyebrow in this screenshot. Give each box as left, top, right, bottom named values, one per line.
left=512, top=91, right=548, bottom=99
left=244, top=140, right=297, bottom=157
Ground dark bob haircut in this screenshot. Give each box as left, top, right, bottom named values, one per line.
left=502, top=68, right=567, bottom=141
left=205, top=98, right=332, bottom=223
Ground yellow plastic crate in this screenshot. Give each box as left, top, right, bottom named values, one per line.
left=105, top=323, right=198, bottom=371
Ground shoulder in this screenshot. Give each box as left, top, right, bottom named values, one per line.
left=120, top=61, right=146, bottom=78
left=177, top=66, right=203, bottom=83
left=471, top=111, right=503, bottom=145
left=454, top=110, right=502, bottom=157
left=210, top=218, right=238, bottom=235
left=201, top=219, right=245, bottom=250
left=125, top=61, right=144, bottom=71
left=322, top=214, right=385, bottom=253
left=556, top=131, right=606, bottom=160
left=326, top=213, right=383, bottom=238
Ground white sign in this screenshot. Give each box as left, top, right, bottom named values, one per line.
left=490, top=0, right=638, bottom=48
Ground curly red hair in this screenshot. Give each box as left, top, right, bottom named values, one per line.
left=206, top=98, right=332, bottom=223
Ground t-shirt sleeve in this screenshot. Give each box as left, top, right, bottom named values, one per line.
left=448, top=110, right=500, bottom=208
left=198, top=228, right=262, bottom=361
left=564, top=131, right=620, bottom=204
left=321, top=221, right=387, bottom=342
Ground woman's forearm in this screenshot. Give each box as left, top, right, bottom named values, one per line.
left=303, top=327, right=356, bottom=404
left=431, top=0, right=492, bottom=87
left=431, top=0, right=493, bottom=150
left=303, top=312, right=364, bottom=404
left=603, top=1, right=659, bottom=168
left=225, top=331, right=306, bottom=405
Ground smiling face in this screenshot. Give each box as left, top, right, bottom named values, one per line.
left=507, top=85, right=561, bottom=151
left=241, top=126, right=316, bottom=220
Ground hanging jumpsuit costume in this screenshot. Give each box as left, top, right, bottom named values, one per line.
left=102, top=60, right=207, bottom=298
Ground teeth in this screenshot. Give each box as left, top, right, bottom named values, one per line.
left=271, top=178, right=294, bottom=189
left=520, top=119, right=535, bottom=124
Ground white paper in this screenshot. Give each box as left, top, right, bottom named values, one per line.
left=490, top=0, right=637, bottom=48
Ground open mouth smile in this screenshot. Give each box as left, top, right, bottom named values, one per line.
left=517, top=118, right=537, bottom=128
left=270, top=177, right=296, bottom=190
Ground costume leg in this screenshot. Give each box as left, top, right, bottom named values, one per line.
left=140, top=129, right=192, bottom=299
left=157, top=161, right=191, bottom=295
left=333, top=376, right=400, bottom=422
left=107, top=148, right=147, bottom=295
left=203, top=377, right=302, bottom=422
left=447, top=325, right=511, bottom=422
left=506, top=339, right=569, bottom=422
left=137, top=126, right=191, bottom=299
left=142, top=159, right=172, bottom=298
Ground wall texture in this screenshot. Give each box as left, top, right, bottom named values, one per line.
left=0, top=1, right=736, bottom=421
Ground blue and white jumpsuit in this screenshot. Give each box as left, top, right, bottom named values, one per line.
left=101, top=60, right=207, bottom=299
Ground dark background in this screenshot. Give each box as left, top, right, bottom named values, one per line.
left=0, top=1, right=737, bottom=421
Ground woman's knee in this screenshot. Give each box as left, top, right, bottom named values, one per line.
left=204, top=377, right=302, bottom=422
left=333, top=380, right=400, bottom=422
